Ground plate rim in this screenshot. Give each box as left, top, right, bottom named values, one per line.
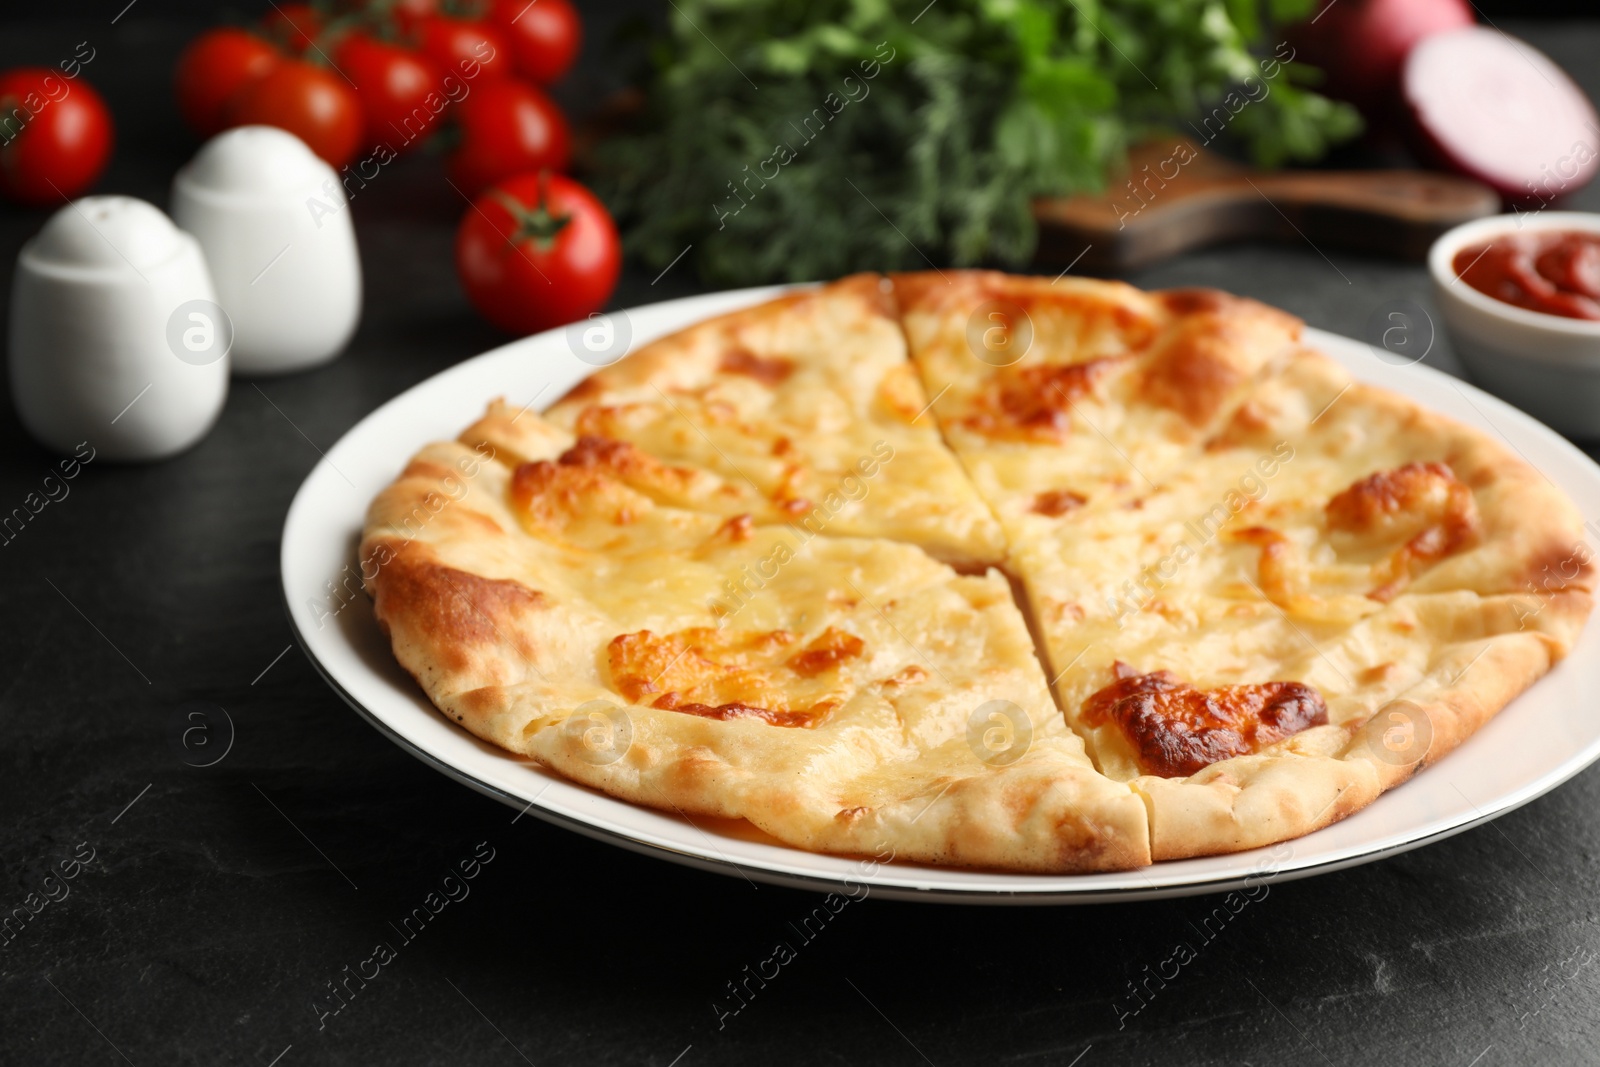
left=280, top=283, right=1600, bottom=904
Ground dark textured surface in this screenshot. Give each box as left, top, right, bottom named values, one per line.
left=2, top=7, right=1600, bottom=1066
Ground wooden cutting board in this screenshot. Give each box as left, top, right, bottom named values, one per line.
left=1032, top=137, right=1500, bottom=271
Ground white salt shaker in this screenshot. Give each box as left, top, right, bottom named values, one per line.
left=8, top=196, right=229, bottom=461
left=171, top=125, right=361, bottom=376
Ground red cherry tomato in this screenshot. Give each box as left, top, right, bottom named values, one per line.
left=260, top=3, right=324, bottom=55
left=447, top=78, right=570, bottom=197
left=0, top=68, right=114, bottom=206
left=416, top=16, right=512, bottom=82
left=334, top=33, right=446, bottom=152
left=455, top=171, right=620, bottom=336
left=174, top=29, right=281, bottom=137
left=489, top=0, right=581, bottom=85
left=225, top=59, right=362, bottom=168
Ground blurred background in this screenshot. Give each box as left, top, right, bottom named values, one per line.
left=0, top=1, right=1593, bottom=388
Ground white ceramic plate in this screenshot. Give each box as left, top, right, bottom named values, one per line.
left=281, top=285, right=1600, bottom=903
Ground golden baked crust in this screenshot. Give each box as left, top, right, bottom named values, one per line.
left=361, top=272, right=1594, bottom=872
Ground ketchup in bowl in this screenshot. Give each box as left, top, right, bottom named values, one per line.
left=1452, top=230, right=1600, bottom=321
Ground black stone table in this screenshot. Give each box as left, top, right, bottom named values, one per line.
left=3, top=7, right=1599, bottom=1065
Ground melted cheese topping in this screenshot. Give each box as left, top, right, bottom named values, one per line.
left=960, top=358, right=1130, bottom=442
left=541, top=275, right=1007, bottom=565
left=1325, top=462, right=1480, bottom=601
left=1083, top=662, right=1328, bottom=778
left=607, top=625, right=863, bottom=726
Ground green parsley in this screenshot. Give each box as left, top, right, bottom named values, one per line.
left=594, top=0, right=1361, bottom=285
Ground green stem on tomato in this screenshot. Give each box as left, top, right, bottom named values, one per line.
left=492, top=172, right=571, bottom=253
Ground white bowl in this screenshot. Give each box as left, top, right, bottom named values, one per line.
left=1429, top=211, right=1600, bottom=438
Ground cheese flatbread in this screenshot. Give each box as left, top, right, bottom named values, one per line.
left=541, top=274, right=1006, bottom=566
left=361, top=272, right=1594, bottom=872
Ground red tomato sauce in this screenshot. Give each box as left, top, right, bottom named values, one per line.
left=1453, top=230, right=1600, bottom=321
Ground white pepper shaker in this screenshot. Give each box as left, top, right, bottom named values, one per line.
left=8, top=196, right=229, bottom=461
left=171, top=125, right=362, bottom=376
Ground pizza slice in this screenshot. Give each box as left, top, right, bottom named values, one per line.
left=893, top=271, right=1305, bottom=543
left=361, top=407, right=1150, bottom=872
left=1008, top=348, right=1594, bottom=859
left=538, top=274, right=1006, bottom=567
